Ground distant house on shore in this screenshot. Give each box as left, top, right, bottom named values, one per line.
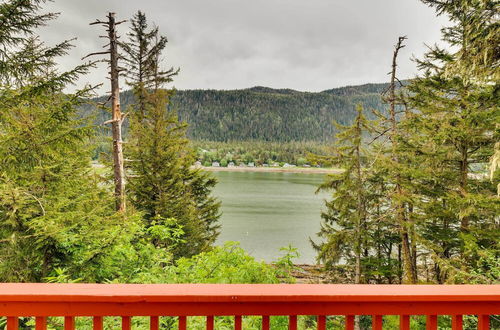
left=271, top=163, right=279, bottom=167
left=248, top=162, right=255, bottom=167
left=263, top=163, right=269, bottom=167
left=194, top=161, right=202, bottom=167
left=228, top=162, right=235, bottom=167
left=283, top=163, right=296, bottom=168
left=238, top=163, right=246, bottom=167
left=212, top=161, right=220, bottom=167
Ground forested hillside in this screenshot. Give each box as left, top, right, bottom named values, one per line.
left=83, top=82, right=398, bottom=142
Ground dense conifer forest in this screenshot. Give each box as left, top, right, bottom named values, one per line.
left=82, top=82, right=396, bottom=142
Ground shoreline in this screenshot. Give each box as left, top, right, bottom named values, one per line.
left=198, top=166, right=341, bottom=174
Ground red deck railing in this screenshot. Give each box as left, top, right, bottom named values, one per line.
left=0, top=284, right=499, bottom=329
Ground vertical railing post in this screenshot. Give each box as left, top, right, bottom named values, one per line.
left=92, top=316, right=102, bottom=330
left=234, top=315, right=242, bottom=330
left=122, top=316, right=131, bottom=330
left=93, top=316, right=103, bottom=330
left=262, top=315, right=270, bottom=330
left=206, top=316, right=214, bottom=330
left=64, top=316, right=75, bottom=330
left=400, top=315, right=410, bottom=330
left=452, top=315, right=463, bottom=330
left=178, top=316, right=187, bottom=330
left=426, top=315, right=437, bottom=330
left=372, top=315, right=383, bottom=330
left=477, top=315, right=490, bottom=330
left=345, top=315, right=355, bottom=330
left=35, top=317, right=47, bottom=330
left=150, top=316, right=159, bottom=330
left=7, top=317, right=19, bottom=330
left=317, top=315, right=326, bottom=330
left=289, top=315, right=297, bottom=330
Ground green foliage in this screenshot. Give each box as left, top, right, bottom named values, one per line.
left=0, top=0, right=141, bottom=282
left=165, top=242, right=283, bottom=284
left=121, top=10, right=178, bottom=90
left=126, top=89, right=221, bottom=258
left=81, top=82, right=398, bottom=144
left=122, top=12, right=221, bottom=259
left=0, top=85, right=156, bottom=283
left=312, top=0, right=499, bottom=285
left=0, top=0, right=57, bottom=84
left=396, top=0, right=500, bottom=283
left=312, top=106, right=401, bottom=284
left=272, top=245, right=300, bottom=282
left=193, top=140, right=330, bottom=167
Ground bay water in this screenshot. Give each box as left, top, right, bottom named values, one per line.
left=212, top=171, right=330, bottom=264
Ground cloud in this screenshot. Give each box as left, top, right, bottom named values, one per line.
left=38, top=0, right=449, bottom=93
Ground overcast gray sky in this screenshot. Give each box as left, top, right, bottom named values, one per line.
left=40, top=0, right=448, bottom=93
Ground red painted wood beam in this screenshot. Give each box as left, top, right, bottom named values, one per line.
left=178, top=316, right=187, bottom=330
left=426, top=315, right=437, bottom=330
left=234, top=315, right=242, bottom=330
left=122, top=316, right=131, bottom=330
left=317, top=315, right=326, bottom=330
left=35, top=316, right=47, bottom=330
left=150, top=316, right=159, bottom=330
left=64, top=316, right=75, bottom=330
left=477, top=315, right=490, bottom=330
left=289, top=315, right=297, bottom=330
left=262, top=315, right=270, bottom=330
left=206, top=315, right=214, bottom=330
left=345, top=315, right=355, bottom=330
left=452, top=315, right=463, bottom=330
left=400, top=315, right=410, bottom=330
left=93, top=316, right=103, bottom=330
left=6, top=317, right=18, bottom=330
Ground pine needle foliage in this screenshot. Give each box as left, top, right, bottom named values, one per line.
left=123, top=11, right=220, bottom=258
left=0, top=0, right=146, bottom=282
left=312, top=106, right=400, bottom=284
left=401, top=0, right=499, bottom=283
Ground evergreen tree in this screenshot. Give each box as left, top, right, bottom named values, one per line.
left=371, top=37, right=419, bottom=283
left=120, top=10, right=178, bottom=118
left=121, top=10, right=178, bottom=89
left=123, top=11, right=220, bottom=258
left=0, top=0, right=144, bottom=282
left=312, top=106, right=396, bottom=284
left=400, top=0, right=499, bottom=283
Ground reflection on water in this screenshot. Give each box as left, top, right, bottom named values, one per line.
left=212, top=171, right=329, bottom=264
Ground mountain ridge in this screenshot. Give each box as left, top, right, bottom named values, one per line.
left=83, top=81, right=404, bottom=142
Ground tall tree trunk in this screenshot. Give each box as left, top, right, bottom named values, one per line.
left=459, top=143, right=469, bottom=230
left=354, top=115, right=364, bottom=330
left=355, top=114, right=364, bottom=286
left=387, top=36, right=417, bottom=283
left=108, top=12, right=126, bottom=212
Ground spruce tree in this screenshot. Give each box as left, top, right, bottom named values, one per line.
left=120, top=11, right=178, bottom=118
left=123, top=11, right=220, bottom=258
left=312, top=106, right=392, bottom=284
left=371, top=37, right=420, bottom=283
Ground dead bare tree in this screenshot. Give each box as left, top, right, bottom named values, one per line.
left=86, top=13, right=127, bottom=212
left=382, top=36, right=418, bottom=284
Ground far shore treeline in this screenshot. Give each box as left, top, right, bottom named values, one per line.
left=81, top=82, right=397, bottom=143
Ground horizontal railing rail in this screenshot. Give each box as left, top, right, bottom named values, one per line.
left=0, top=284, right=498, bottom=329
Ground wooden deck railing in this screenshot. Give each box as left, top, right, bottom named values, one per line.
left=0, top=284, right=499, bottom=329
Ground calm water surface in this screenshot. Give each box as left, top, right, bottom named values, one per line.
left=212, top=171, right=329, bottom=264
